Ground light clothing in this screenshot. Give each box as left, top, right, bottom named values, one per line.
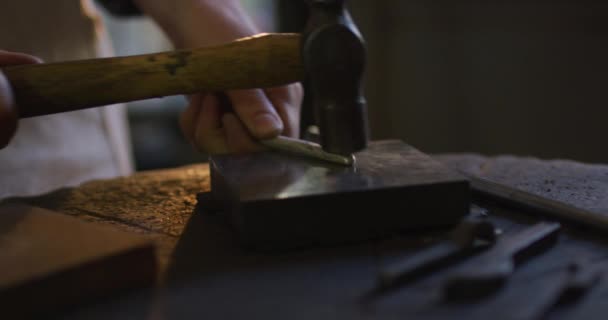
left=0, top=0, right=132, bottom=199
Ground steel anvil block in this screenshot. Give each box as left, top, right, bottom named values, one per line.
left=205, top=140, right=470, bottom=251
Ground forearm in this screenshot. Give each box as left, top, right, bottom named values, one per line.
left=135, top=0, right=303, bottom=149
left=134, top=0, right=261, bottom=48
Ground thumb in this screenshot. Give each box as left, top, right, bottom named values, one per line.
left=0, top=50, right=43, bottom=65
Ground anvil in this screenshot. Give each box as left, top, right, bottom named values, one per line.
left=207, top=141, right=470, bottom=251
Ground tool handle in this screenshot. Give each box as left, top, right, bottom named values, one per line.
left=369, top=220, right=495, bottom=297
left=444, top=222, right=561, bottom=300
left=500, top=222, right=561, bottom=262
left=379, top=242, right=481, bottom=289
left=566, top=262, right=604, bottom=294
left=2, top=33, right=302, bottom=118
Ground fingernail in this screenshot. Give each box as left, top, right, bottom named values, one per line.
left=253, top=113, right=282, bottom=138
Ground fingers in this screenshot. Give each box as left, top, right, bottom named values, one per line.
left=179, top=94, right=204, bottom=144
left=0, top=50, right=43, bottom=65
left=180, top=83, right=303, bottom=155
left=0, top=50, right=39, bottom=149
left=0, top=71, right=17, bottom=148
left=193, top=94, right=228, bottom=154
left=227, top=89, right=283, bottom=139
left=265, top=83, right=303, bottom=138
left=0, top=50, right=42, bottom=149
left=222, top=113, right=261, bottom=153
left=185, top=93, right=261, bottom=154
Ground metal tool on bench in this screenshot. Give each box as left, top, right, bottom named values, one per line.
left=443, top=222, right=562, bottom=301
left=521, top=261, right=604, bottom=320
left=371, top=219, right=497, bottom=296
left=560, top=262, right=608, bottom=320
left=463, top=259, right=605, bottom=320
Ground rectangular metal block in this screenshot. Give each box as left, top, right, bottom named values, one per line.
left=209, top=140, right=470, bottom=251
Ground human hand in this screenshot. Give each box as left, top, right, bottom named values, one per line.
left=180, top=84, right=303, bottom=154
left=0, top=50, right=41, bottom=149
left=136, top=0, right=304, bottom=154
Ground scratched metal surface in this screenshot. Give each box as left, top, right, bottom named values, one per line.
left=211, top=141, right=466, bottom=200
left=7, top=155, right=608, bottom=319
left=438, top=154, right=608, bottom=215
left=209, top=141, right=469, bottom=250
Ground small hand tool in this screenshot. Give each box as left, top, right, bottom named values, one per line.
left=522, top=262, right=604, bottom=320
left=375, top=220, right=497, bottom=294
left=261, top=136, right=355, bottom=166
left=555, top=262, right=604, bottom=304
left=216, top=92, right=354, bottom=166
left=443, top=222, right=561, bottom=301
left=466, top=260, right=604, bottom=320
left=559, top=262, right=608, bottom=320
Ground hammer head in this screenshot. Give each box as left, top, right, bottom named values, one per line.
left=303, top=0, right=369, bottom=156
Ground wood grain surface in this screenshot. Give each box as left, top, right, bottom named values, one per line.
left=0, top=204, right=156, bottom=317
left=4, top=155, right=608, bottom=319
left=2, top=33, right=302, bottom=118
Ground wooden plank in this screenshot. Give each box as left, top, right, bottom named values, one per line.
left=0, top=204, right=157, bottom=317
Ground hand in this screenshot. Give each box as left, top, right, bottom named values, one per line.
left=136, top=0, right=304, bottom=154
left=180, top=84, right=303, bottom=154
left=0, top=50, right=41, bottom=149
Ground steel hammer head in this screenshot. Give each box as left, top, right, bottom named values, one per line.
left=302, top=0, right=369, bottom=156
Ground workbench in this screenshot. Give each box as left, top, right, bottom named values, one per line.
left=8, top=154, right=608, bottom=319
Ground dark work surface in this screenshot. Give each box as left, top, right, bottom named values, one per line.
left=209, top=141, right=469, bottom=250
left=59, top=200, right=608, bottom=320
left=0, top=205, right=155, bottom=318
left=6, top=156, right=608, bottom=319
left=58, top=210, right=608, bottom=319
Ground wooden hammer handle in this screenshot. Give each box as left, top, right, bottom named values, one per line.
left=1, top=33, right=302, bottom=118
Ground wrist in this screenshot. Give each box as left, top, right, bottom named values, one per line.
left=180, top=0, right=261, bottom=48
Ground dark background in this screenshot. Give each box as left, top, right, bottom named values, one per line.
left=104, top=1, right=608, bottom=170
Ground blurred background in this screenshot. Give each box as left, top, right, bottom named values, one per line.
left=100, top=0, right=608, bottom=170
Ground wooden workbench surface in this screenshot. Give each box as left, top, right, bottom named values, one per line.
left=8, top=154, right=608, bottom=319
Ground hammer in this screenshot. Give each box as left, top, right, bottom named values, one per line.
left=2, top=33, right=302, bottom=118
left=2, top=0, right=368, bottom=161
